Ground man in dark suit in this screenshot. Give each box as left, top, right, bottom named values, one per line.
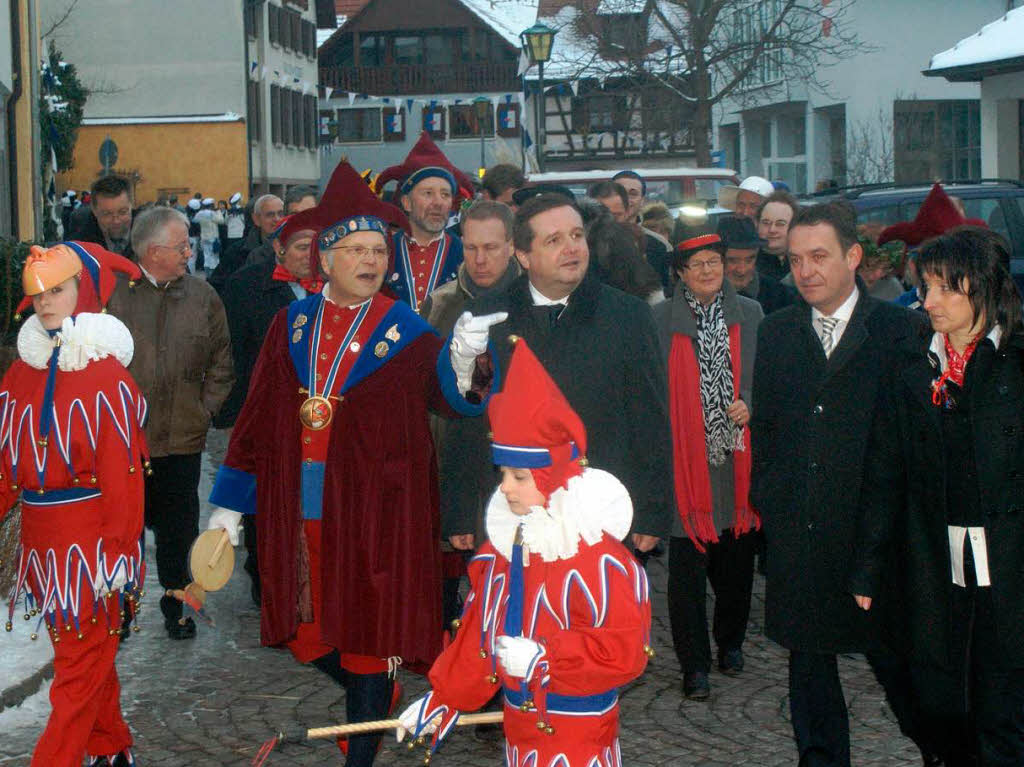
left=440, top=193, right=673, bottom=555
left=751, top=201, right=928, bottom=766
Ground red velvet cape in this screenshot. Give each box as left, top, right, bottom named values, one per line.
left=225, top=309, right=457, bottom=673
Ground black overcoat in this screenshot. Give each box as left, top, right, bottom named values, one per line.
left=750, top=285, right=927, bottom=653
left=213, top=259, right=297, bottom=428
left=439, top=272, right=673, bottom=541
left=851, top=330, right=1024, bottom=669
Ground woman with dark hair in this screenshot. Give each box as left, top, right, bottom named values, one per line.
left=653, top=233, right=763, bottom=700
left=585, top=211, right=664, bottom=304
left=852, top=226, right=1024, bottom=765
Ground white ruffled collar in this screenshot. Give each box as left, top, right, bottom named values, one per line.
left=17, top=313, right=134, bottom=371
left=485, top=468, right=633, bottom=562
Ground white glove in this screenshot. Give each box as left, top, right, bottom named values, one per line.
left=396, top=695, right=438, bottom=742
left=450, top=311, right=508, bottom=394
left=207, top=507, right=243, bottom=547
left=495, top=635, right=543, bottom=679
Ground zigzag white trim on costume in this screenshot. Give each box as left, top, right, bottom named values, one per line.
left=504, top=749, right=621, bottom=767
left=0, top=380, right=145, bottom=486
left=560, top=555, right=629, bottom=630
left=527, top=584, right=564, bottom=637
left=7, top=538, right=143, bottom=626
left=629, top=559, right=650, bottom=605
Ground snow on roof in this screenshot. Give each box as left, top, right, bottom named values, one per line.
left=525, top=1, right=686, bottom=81
left=596, top=0, right=646, bottom=14
left=318, top=15, right=347, bottom=48
left=927, top=6, right=1024, bottom=74
left=457, top=0, right=538, bottom=49
left=82, top=113, right=243, bottom=125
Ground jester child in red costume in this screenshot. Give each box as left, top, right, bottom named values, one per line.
left=2, top=242, right=148, bottom=767
left=398, top=339, right=653, bottom=767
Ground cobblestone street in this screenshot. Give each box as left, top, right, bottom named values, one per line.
left=0, top=433, right=920, bottom=766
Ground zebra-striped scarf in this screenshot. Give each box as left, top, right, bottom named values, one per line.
left=682, top=287, right=742, bottom=466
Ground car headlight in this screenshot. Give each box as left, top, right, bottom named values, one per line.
left=677, top=204, right=708, bottom=220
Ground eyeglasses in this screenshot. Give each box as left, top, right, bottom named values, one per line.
left=684, top=257, right=724, bottom=271
left=332, top=245, right=389, bottom=259
left=156, top=241, right=191, bottom=257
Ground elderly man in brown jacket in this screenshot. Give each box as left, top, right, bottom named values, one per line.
left=108, top=206, right=234, bottom=639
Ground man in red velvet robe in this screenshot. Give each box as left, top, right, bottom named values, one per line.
left=207, top=163, right=501, bottom=765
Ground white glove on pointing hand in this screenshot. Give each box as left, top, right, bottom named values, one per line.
left=207, top=507, right=243, bottom=547
left=450, top=311, right=508, bottom=394
left=495, top=635, right=543, bottom=678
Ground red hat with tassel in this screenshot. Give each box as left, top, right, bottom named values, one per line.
left=488, top=337, right=588, bottom=499
left=878, top=183, right=987, bottom=247
left=284, top=161, right=411, bottom=278
left=17, top=241, right=142, bottom=319
left=373, top=131, right=475, bottom=204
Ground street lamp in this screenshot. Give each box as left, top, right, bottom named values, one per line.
left=520, top=22, right=556, bottom=172
left=473, top=96, right=490, bottom=179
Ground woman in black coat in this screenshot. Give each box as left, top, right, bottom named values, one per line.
left=852, top=227, right=1024, bottom=766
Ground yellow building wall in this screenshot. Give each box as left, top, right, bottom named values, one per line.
left=58, top=121, right=249, bottom=204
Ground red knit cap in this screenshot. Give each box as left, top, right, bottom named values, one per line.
left=373, top=131, right=475, bottom=203
left=488, top=337, right=588, bottom=499
left=878, top=183, right=987, bottom=247
left=17, top=241, right=141, bottom=318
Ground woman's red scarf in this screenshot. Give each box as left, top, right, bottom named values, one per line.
left=272, top=264, right=323, bottom=294
left=669, top=324, right=759, bottom=551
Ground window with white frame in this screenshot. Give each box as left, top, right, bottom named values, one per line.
left=732, top=0, right=784, bottom=88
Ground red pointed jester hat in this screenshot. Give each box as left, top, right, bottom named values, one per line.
left=488, top=337, right=588, bottom=499
left=283, top=161, right=411, bottom=276
left=878, top=183, right=987, bottom=247
left=17, top=240, right=142, bottom=318
left=373, top=131, right=475, bottom=204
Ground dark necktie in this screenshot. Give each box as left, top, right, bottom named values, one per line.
left=546, top=304, right=562, bottom=328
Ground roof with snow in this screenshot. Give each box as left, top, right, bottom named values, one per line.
left=460, top=0, right=538, bottom=48
left=525, top=0, right=686, bottom=81
left=318, top=0, right=538, bottom=54
left=925, top=7, right=1024, bottom=82
left=318, top=15, right=347, bottom=48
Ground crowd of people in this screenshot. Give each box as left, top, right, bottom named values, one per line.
left=3, top=130, right=1023, bottom=767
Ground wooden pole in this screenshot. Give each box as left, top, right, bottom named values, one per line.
left=286, top=710, right=504, bottom=742
left=207, top=529, right=231, bottom=570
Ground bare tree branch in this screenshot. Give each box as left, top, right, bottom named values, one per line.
left=40, top=0, right=80, bottom=41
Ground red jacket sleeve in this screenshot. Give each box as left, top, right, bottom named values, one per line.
left=427, top=544, right=504, bottom=711
left=542, top=540, right=652, bottom=696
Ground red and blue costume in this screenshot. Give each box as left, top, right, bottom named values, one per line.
left=401, top=340, right=652, bottom=766
left=208, top=162, right=489, bottom=764
left=2, top=242, right=146, bottom=767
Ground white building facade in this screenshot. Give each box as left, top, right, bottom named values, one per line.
left=712, top=0, right=1008, bottom=193
left=926, top=5, right=1024, bottom=181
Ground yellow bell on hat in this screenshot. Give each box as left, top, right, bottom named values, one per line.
left=22, top=244, right=83, bottom=296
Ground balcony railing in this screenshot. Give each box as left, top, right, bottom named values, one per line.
left=319, top=62, right=519, bottom=96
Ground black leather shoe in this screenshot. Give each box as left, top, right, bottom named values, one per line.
left=683, top=671, right=710, bottom=700
left=110, top=750, right=136, bottom=767
left=166, top=616, right=196, bottom=640
left=718, top=648, right=744, bottom=676
left=921, top=752, right=945, bottom=766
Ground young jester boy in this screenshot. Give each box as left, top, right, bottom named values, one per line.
left=398, top=338, right=653, bottom=766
